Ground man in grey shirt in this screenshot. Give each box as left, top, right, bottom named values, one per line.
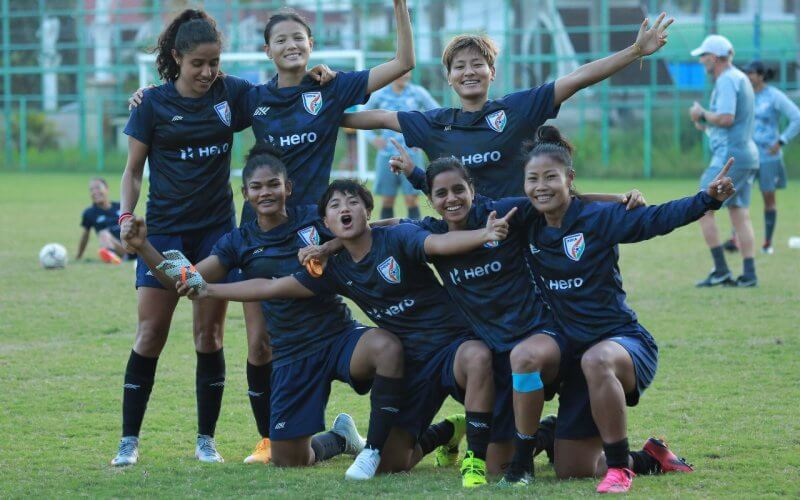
left=689, top=34, right=759, bottom=287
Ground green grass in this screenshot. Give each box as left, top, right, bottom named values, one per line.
left=1, top=172, right=799, bottom=498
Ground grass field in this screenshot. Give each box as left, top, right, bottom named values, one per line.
left=1, top=172, right=799, bottom=498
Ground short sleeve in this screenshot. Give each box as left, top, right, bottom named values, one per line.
left=80, top=208, right=93, bottom=229
left=714, top=75, right=738, bottom=116
left=233, top=86, right=257, bottom=132
left=397, top=110, right=434, bottom=150
left=123, top=90, right=157, bottom=146
left=334, top=70, right=371, bottom=108
left=210, top=230, right=240, bottom=271
left=399, top=216, right=446, bottom=234
left=500, top=82, right=560, bottom=128
left=294, top=269, right=338, bottom=295
left=488, top=197, right=531, bottom=230
left=224, top=75, right=254, bottom=102
left=391, top=223, right=430, bottom=263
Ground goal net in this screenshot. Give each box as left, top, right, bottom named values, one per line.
left=136, top=50, right=372, bottom=181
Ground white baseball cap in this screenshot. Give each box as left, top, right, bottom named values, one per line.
left=690, top=34, right=733, bottom=57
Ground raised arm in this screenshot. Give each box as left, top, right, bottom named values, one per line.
left=366, top=0, right=415, bottom=93
left=554, top=12, right=672, bottom=106
left=605, top=158, right=735, bottom=245
left=424, top=208, right=516, bottom=256
left=341, top=110, right=401, bottom=132
left=185, top=276, right=315, bottom=302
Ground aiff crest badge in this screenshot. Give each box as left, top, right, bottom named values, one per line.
left=562, top=233, right=585, bottom=261
left=377, top=256, right=401, bottom=284
left=302, top=92, right=323, bottom=115
left=214, top=101, right=231, bottom=127
left=298, top=226, right=320, bottom=246
left=485, top=110, right=507, bottom=133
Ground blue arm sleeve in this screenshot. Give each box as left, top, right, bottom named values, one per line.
left=393, top=224, right=431, bottom=263
left=501, top=82, right=560, bottom=129
left=293, top=269, right=336, bottom=295
left=601, top=192, right=722, bottom=246
left=209, top=230, right=239, bottom=271
left=774, top=89, right=800, bottom=144
left=397, top=110, right=432, bottom=150
left=407, top=166, right=427, bottom=192
left=80, top=208, right=92, bottom=229
left=123, top=91, right=156, bottom=146
left=714, top=75, right=737, bottom=116
left=335, top=70, right=371, bottom=108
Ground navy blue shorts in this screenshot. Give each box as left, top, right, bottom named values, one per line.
left=270, top=325, right=371, bottom=441
left=135, top=222, right=234, bottom=289
left=395, top=337, right=467, bottom=441
left=555, top=323, right=659, bottom=440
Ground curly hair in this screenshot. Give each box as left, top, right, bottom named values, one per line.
left=153, top=9, right=222, bottom=82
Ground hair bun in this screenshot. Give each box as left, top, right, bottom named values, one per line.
left=247, top=140, right=284, bottom=161
left=534, top=125, right=574, bottom=155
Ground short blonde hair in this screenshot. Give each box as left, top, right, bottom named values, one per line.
left=442, top=34, right=499, bottom=72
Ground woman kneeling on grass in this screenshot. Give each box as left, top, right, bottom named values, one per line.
left=519, top=125, right=734, bottom=493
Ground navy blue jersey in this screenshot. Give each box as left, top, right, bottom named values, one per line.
left=236, top=70, right=370, bottom=206
left=404, top=196, right=550, bottom=352
left=295, top=225, right=472, bottom=362
left=212, top=205, right=357, bottom=367
left=397, top=83, right=559, bottom=199
left=81, top=201, right=121, bottom=234
left=124, top=75, right=253, bottom=234
left=524, top=193, right=722, bottom=346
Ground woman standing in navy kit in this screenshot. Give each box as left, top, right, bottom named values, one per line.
left=112, top=10, right=254, bottom=466
left=237, top=2, right=415, bottom=219
left=341, top=13, right=672, bottom=199
left=520, top=126, right=732, bottom=493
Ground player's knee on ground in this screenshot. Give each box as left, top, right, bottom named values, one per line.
left=271, top=439, right=314, bottom=467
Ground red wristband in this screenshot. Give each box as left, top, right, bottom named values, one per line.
left=118, top=212, right=133, bottom=225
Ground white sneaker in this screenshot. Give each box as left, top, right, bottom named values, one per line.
left=331, top=413, right=366, bottom=456
left=195, top=434, right=224, bottom=463
left=111, top=436, right=139, bottom=466
left=345, top=448, right=381, bottom=480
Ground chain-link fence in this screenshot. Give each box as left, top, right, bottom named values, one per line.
left=2, top=0, right=799, bottom=177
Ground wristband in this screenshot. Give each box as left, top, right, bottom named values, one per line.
left=118, top=212, right=133, bottom=225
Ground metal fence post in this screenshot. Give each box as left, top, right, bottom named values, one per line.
left=2, top=0, right=13, bottom=168
left=96, top=95, right=104, bottom=172
left=643, top=89, right=652, bottom=178
left=19, top=97, right=27, bottom=171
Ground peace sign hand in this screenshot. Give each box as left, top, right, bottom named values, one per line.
left=388, top=138, right=416, bottom=176
left=635, top=12, right=674, bottom=56
left=706, top=157, right=737, bottom=202
left=484, top=207, right=518, bottom=243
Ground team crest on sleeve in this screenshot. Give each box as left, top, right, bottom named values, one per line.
left=214, top=101, right=232, bottom=127
left=485, top=110, right=507, bottom=133
left=302, top=92, right=323, bottom=115
left=377, top=256, right=402, bottom=284
left=562, top=233, right=585, bottom=261
left=297, top=226, right=320, bottom=246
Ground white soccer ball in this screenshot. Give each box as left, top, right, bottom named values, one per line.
left=39, top=243, right=68, bottom=269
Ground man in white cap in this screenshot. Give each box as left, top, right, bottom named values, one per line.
left=689, top=34, right=759, bottom=287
